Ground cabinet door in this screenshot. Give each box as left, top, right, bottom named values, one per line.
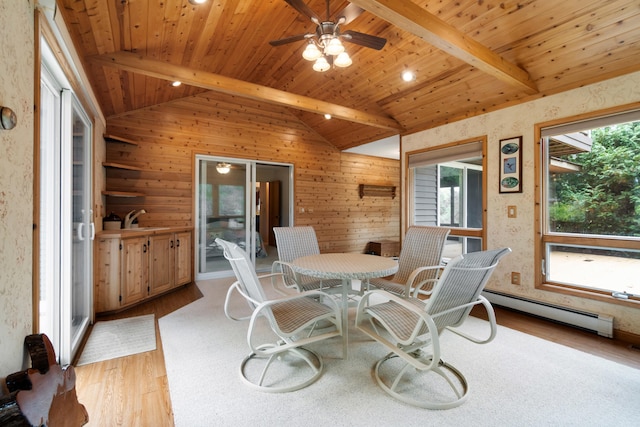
left=149, top=233, right=174, bottom=295
left=174, top=231, right=193, bottom=287
left=121, top=236, right=148, bottom=305
left=95, top=238, right=121, bottom=312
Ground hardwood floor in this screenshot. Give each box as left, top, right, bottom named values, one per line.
left=74, top=282, right=640, bottom=426
left=74, top=283, right=202, bottom=427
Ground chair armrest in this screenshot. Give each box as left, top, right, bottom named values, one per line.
left=224, top=272, right=286, bottom=321
left=445, top=295, right=497, bottom=344
left=405, top=265, right=445, bottom=297
left=223, top=281, right=256, bottom=321
left=271, top=260, right=302, bottom=291
left=356, top=289, right=443, bottom=367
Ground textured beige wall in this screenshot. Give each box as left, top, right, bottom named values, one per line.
left=0, top=0, right=35, bottom=374
left=403, top=72, right=640, bottom=336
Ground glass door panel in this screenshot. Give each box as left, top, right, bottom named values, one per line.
left=197, top=158, right=250, bottom=277
left=39, top=40, right=93, bottom=365
left=68, top=96, right=92, bottom=361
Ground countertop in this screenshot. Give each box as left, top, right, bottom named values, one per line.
left=97, top=226, right=193, bottom=237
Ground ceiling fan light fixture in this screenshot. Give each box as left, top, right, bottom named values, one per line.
left=302, top=42, right=322, bottom=61
left=313, top=56, right=330, bottom=72
left=325, top=37, right=345, bottom=56
left=216, top=162, right=231, bottom=174
left=334, top=51, right=352, bottom=68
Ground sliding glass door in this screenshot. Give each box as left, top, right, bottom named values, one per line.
left=39, top=40, right=93, bottom=365
left=195, top=156, right=292, bottom=279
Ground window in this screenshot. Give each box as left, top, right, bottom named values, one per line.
left=539, top=109, right=640, bottom=303
left=408, top=139, right=486, bottom=259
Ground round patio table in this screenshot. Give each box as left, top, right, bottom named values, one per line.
left=291, top=253, right=398, bottom=358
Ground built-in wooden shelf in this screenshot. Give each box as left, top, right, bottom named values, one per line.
left=359, top=184, right=396, bottom=199
left=102, top=190, right=145, bottom=198
left=102, top=162, right=143, bottom=171
left=104, top=134, right=139, bottom=146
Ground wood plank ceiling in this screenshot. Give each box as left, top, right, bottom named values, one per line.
left=58, top=0, right=640, bottom=150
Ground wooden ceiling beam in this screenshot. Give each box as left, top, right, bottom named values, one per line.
left=89, top=51, right=403, bottom=131
left=351, top=0, right=539, bottom=95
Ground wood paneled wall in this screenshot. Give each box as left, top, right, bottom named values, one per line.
left=103, top=92, right=399, bottom=253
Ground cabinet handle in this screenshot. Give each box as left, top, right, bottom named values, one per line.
left=170, top=240, right=174, bottom=248
left=176, top=239, right=180, bottom=247
left=143, top=244, right=147, bottom=253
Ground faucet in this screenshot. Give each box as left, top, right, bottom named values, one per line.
left=124, top=209, right=146, bottom=228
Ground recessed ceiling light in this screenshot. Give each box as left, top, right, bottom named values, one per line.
left=171, top=81, right=182, bottom=87
left=402, top=70, right=415, bottom=82
left=324, top=113, right=332, bottom=120
left=188, top=0, right=208, bottom=5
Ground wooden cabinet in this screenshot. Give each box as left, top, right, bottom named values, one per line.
left=95, top=238, right=122, bottom=313
left=174, top=230, right=193, bottom=287
left=121, top=236, right=149, bottom=306
left=149, top=233, right=174, bottom=296
left=95, top=228, right=193, bottom=313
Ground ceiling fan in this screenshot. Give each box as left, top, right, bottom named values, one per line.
left=270, top=0, right=387, bottom=72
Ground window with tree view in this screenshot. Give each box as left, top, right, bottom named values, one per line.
left=542, top=111, right=640, bottom=302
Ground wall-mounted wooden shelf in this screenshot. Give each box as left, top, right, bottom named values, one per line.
left=359, top=184, right=396, bottom=199
left=104, top=134, right=139, bottom=146
left=103, top=135, right=144, bottom=199
left=102, top=162, right=142, bottom=171
left=102, top=190, right=145, bottom=198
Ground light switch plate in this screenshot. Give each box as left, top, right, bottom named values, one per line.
left=508, top=205, right=517, bottom=218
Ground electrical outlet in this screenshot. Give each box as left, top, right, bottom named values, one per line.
left=511, top=272, right=521, bottom=285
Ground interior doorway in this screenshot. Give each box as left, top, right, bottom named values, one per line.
left=195, top=156, right=292, bottom=279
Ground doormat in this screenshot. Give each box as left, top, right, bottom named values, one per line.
left=76, top=314, right=156, bottom=366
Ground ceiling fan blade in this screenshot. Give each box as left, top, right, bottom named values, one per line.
left=284, top=0, right=321, bottom=22
left=335, top=3, right=364, bottom=25
left=342, top=30, right=387, bottom=50
left=269, top=33, right=309, bottom=46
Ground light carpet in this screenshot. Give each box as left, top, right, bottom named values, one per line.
left=159, top=280, right=639, bottom=427
left=77, top=314, right=156, bottom=366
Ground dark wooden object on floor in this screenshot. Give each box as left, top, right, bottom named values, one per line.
left=0, top=334, right=88, bottom=427
left=368, top=240, right=400, bottom=257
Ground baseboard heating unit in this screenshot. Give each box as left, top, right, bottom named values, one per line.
left=482, top=290, right=614, bottom=338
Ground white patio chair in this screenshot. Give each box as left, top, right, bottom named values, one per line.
left=355, top=247, right=511, bottom=409
left=271, top=226, right=342, bottom=294
left=216, top=238, right=342, bottom=393
left=367, top=226, right=451, bottom=298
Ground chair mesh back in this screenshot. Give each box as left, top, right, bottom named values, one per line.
left=273, top=226, right=321, bottom=287
left=394, top=226, right=451, bottom=286
left=274, top=226, right=321, bottom=261
left=425, top=248, right=511, bottom=332
left=216, top=238, right=267, bottom=309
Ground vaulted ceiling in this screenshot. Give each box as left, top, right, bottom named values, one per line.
left=58, top=0, right=640, bottom=151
